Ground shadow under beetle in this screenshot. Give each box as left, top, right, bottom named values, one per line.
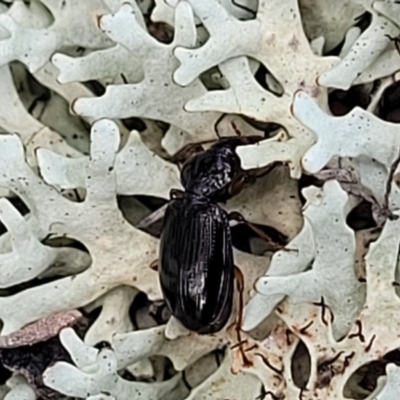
left=156, top=135, right=287, bottom=362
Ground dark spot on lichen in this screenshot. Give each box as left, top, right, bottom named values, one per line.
left=288, top=35, right=300, bottom=51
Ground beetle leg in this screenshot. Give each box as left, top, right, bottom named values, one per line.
left=233, top=266, right=252, bottom=367
left=228, top=173, right=247, bottom=198
left=228, top=211, right=292, bottom=252
left=137, top=189, right=185, bottom=231
left=137, top=203, right=168, bottom=230
left=150, top=259, right=159, bottom=271
left=251, top=162, right=281, bottom=180
left=226, top=167, right=267, bottom=198
left=227, top=163, right=281, bottom=199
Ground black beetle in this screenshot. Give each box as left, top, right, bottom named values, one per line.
left=158, top=136, right=283, bottom=340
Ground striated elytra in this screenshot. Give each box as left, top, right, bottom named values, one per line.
left=159, top=136, right=261, bottom=334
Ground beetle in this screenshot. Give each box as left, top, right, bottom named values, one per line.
left=158, top=136, right=285, bottom=342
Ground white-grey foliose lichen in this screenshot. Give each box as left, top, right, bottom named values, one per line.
left=0, top=0, right=400, bottom=399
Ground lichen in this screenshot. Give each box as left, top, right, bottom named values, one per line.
left=0, top=0, right=400, bottom=399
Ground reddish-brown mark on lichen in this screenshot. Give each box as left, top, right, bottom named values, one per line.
left=0, top=310, right=82, bottom=349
